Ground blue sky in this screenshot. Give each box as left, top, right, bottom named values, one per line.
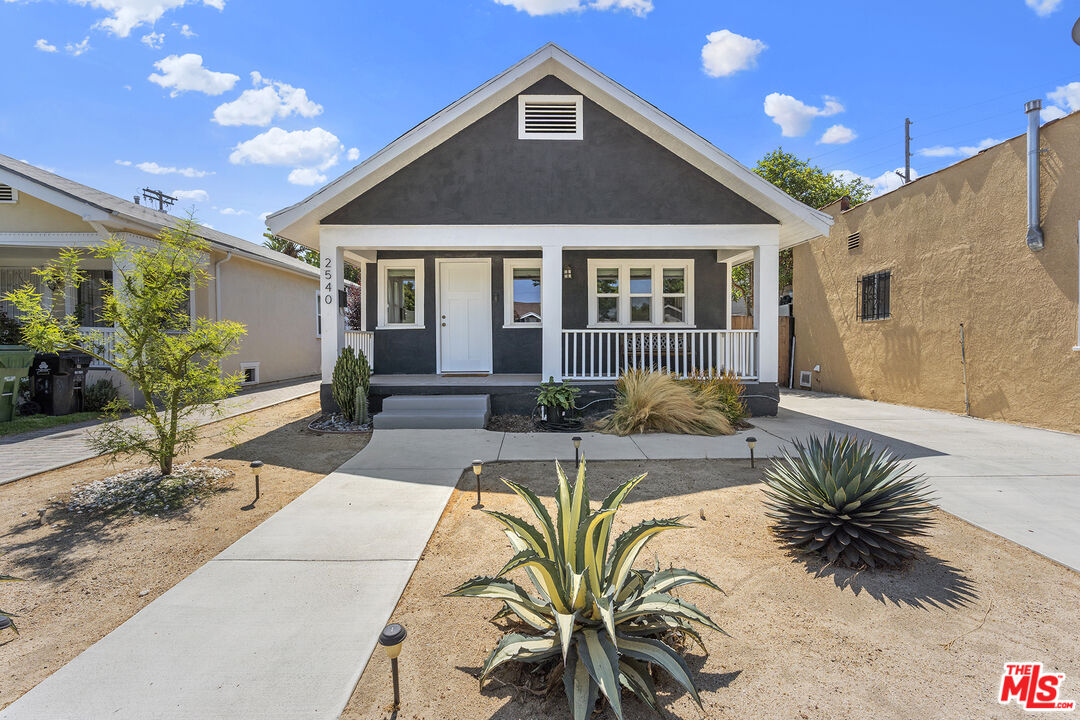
left=2, top=0, right=1079, bottom=242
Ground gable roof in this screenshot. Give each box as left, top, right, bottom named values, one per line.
left=0, top=154, right=318, bottom=279
left=267, top=43, right=833, bottom=249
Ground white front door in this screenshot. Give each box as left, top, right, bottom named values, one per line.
left=438, top=260, right=492, bottom=373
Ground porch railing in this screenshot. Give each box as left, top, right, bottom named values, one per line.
left=77, top=327, right=117, bottom=368
left=561, top=329, right=758, bottom=381
left=345, top=330, right=375, bottom=369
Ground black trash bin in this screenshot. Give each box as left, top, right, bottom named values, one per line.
left=31, top=352, right=93, bottom=415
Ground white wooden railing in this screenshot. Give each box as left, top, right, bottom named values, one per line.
left=345, top=330, right=375, bottom=369
left=78, top=327, right=117, bottom=368
left=562, top=329, right=758, bottom=381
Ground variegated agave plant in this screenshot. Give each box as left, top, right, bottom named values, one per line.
left=762, top=434, right=935, bottom=568
left=447, top=458, right=722, bottom=719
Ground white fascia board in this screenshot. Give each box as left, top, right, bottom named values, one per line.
left=267, top=44, right=830, bottom=249
left=320, top=224, right=780, bottom=250
left=0, top=232, right=104, bottom=248
left=0, top=168, right=112, bottom=223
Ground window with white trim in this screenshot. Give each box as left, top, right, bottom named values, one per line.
left=239, top=362, right=260, bottom=385
left=377, top=259, right=424, bottom=329
left=503, top=259, right=542, bottom=327
left=518, top=94, right=583, bottom=140
left=587, top=259, right=695, bottom=327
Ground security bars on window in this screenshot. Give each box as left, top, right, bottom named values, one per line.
left=857, top=270, right=891, bottom=321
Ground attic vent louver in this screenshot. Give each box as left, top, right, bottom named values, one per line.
left=0, top=184, right=16, bottom=203
left=847, top=231, right=861, bottom=250
left=518, top=94, right=583, bottom=140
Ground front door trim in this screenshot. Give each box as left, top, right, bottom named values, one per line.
left=435, top=257, right=493, bottom=374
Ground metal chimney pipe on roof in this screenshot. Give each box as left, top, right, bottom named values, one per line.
left=1025, top=99, right=1044, bottom=251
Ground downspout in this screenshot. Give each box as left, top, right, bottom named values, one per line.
left=1025, top=99, right=1044, bottom=252
left=214, top=251, right=232, bottom=320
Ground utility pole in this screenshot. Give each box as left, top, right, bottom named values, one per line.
left=140, top=187, right=177, bottom=212
left=895, top=118, right=913, bottom=185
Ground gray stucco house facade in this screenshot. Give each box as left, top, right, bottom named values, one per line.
left=267, top=44, right=832, bottom=415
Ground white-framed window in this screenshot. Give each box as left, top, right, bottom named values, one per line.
left=239, top=362, right=260, bottom=385
left=0, top=184, right=17, bottom=203
left=518, top=94, right=583, bottom=140
left=503, top=259, right=542, bottom=328
left=377, top=258, right=424, bottom=329
left=586, top=259, right=695, bottom=327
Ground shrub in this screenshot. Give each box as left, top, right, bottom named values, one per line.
left=83, top=378, right=119, bottom=412
left=448, top=459, right=722, bottom=719
left=331, top=346, right=370, bottom=423
left=682, top=369, right=747, bottom=427
left=762, top=434, right=935, bottom=568
left=535, top=376, right=580, bottom=411
left=602, top=370, right=733, bottom=436
left=0, top=310, right=21, bottom=345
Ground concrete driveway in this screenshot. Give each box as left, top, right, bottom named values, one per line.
left=757, top=391, right=1080, bottom=572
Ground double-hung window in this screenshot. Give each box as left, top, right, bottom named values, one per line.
left=503, top=259, right=542, bottom=327
left=587, top=260, right=694, bottom=327
left=377, top=259, right=424, bottom=329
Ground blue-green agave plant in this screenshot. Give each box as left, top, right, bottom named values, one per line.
left=447, top=458, right=723, bottom=719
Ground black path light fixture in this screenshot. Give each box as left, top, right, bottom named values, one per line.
left=378, top=623, right=407, bottom=715
left=471, top=460, right=483, bottom=509
left=0, top=615, right=12, bottom=633
left=572, top=436, right=582, bottom=469
left=242, top=460, right=263, bottom=511
left=746, top=436, right=757, bottom=469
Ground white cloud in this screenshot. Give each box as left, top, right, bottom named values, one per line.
left=916, top=137, right=1001, bottom=158
left=218, top=207, right=248, bottom=215
left=763, top=93, right=844, bottom=137
left=66, top=36, right=91, bottom=56
left=1041, top=105, right=1068, bottom=122
left=492, top=0, right=651, bottom=16
left=211, top=75, right=322, bottom=126
left=1048, top=81, right=1080, bottom=112
left=229, top=126, right=343, bottom=171
left=819, top=124, right=856, bottom=144
left=125, top=160, right=214, bottom=177
left=287, top=168, right=327, bottom=186
left=178, top=23, right=196, bottom=37
left=346, top=147, right=360, bottom=161
left=831, top=167, right=921, bottom=198
left=148, top=53, right=239, bottom=96
left=140, top=31, right=164, bottom=48
left=1025, top=0, right=1062, bottom=16
left=34, top=38, right=58, bottom=52
left=172, top=188, right=208, bottom=202
left=68, top=0, right=225, bottom=38
left=701, top=30, right=766, bottom=78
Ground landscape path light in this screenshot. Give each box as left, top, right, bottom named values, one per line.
left=746, top=436, right=757, bottom=469
left=379, top=623, right=407, bottom=714
left=0, top=615, right=12, bottom=634
left=572, top=436, right=582, bottom=469
left=472, top=460, right=483, bottom=509
left=242, top=460, right=263, bottom=511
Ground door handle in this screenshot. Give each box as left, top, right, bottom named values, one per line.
left=441, top=314, right=446, bottom=319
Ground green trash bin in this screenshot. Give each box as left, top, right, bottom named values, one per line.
left=0, top=346, right=36, bottom=422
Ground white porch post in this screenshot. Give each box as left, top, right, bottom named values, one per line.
left=319, top=240, right=346, bottom=386
left=753, top=240, right=779, bottom=384
left=541, top=244, right=563, bottom=382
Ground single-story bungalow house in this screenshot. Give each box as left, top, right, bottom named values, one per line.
left=0, top=154, right=323, bottom=401
left=792, top=101, right=1080, bottom=433
left=268, top=43, right=833, bottom=417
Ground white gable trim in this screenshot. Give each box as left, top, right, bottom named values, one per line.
left=266, top=44, right=832, bottom=250
left=0, top=168, right=112, bottom=223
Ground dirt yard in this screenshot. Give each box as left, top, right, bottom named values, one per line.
left=344, top=459, right=1080, bottom=720
left=0, top=394, right=368, bottom=709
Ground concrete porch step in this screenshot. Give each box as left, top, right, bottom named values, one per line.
left=374, top=394, right=491, bottom=429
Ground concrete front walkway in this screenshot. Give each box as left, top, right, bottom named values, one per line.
left=4, top=390, right=1079, bottom=718
left=0, top=377, right=320, bottom=485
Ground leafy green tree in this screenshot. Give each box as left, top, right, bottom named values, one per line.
left=732, top=148, right=873, bottom=313
left=4, top=219, right=246, bottom=475
left=263, top=230, right=360, bottom=282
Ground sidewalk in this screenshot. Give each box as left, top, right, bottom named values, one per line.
left=0, top=378, right=320, bottom=485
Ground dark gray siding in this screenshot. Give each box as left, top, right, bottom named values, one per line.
left=366, top=251, right=542, bottom=375
left=323, top=76, right=778, bottom=226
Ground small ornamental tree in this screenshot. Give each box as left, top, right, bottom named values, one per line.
left=3, top=218, right=246, bottom=476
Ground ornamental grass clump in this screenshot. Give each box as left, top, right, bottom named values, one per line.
left=448, top=459, right=723, bottom=719
left=602, top=369, right=733, bottom=436
left=762, top=434, right=935, bottom=568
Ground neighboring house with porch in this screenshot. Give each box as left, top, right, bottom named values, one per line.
left=268, top=44, right=832, bottom=419
left=792, top=102, right=1080, bottom=433
left=0, top=155, right=322, bottom=400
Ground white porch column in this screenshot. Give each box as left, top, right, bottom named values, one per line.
left=319, top=240, right=346, bottom=386
left=541, top=244, right=563, bottom=382
left=753, top=241, right=779, bottom=384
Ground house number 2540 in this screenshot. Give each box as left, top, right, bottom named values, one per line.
left=323, top=257, right=334, bottom=304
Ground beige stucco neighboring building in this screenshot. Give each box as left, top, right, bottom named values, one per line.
left=793, top=107, right=1080, bottom=433
left=0, top=154, right=322, bottom=399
